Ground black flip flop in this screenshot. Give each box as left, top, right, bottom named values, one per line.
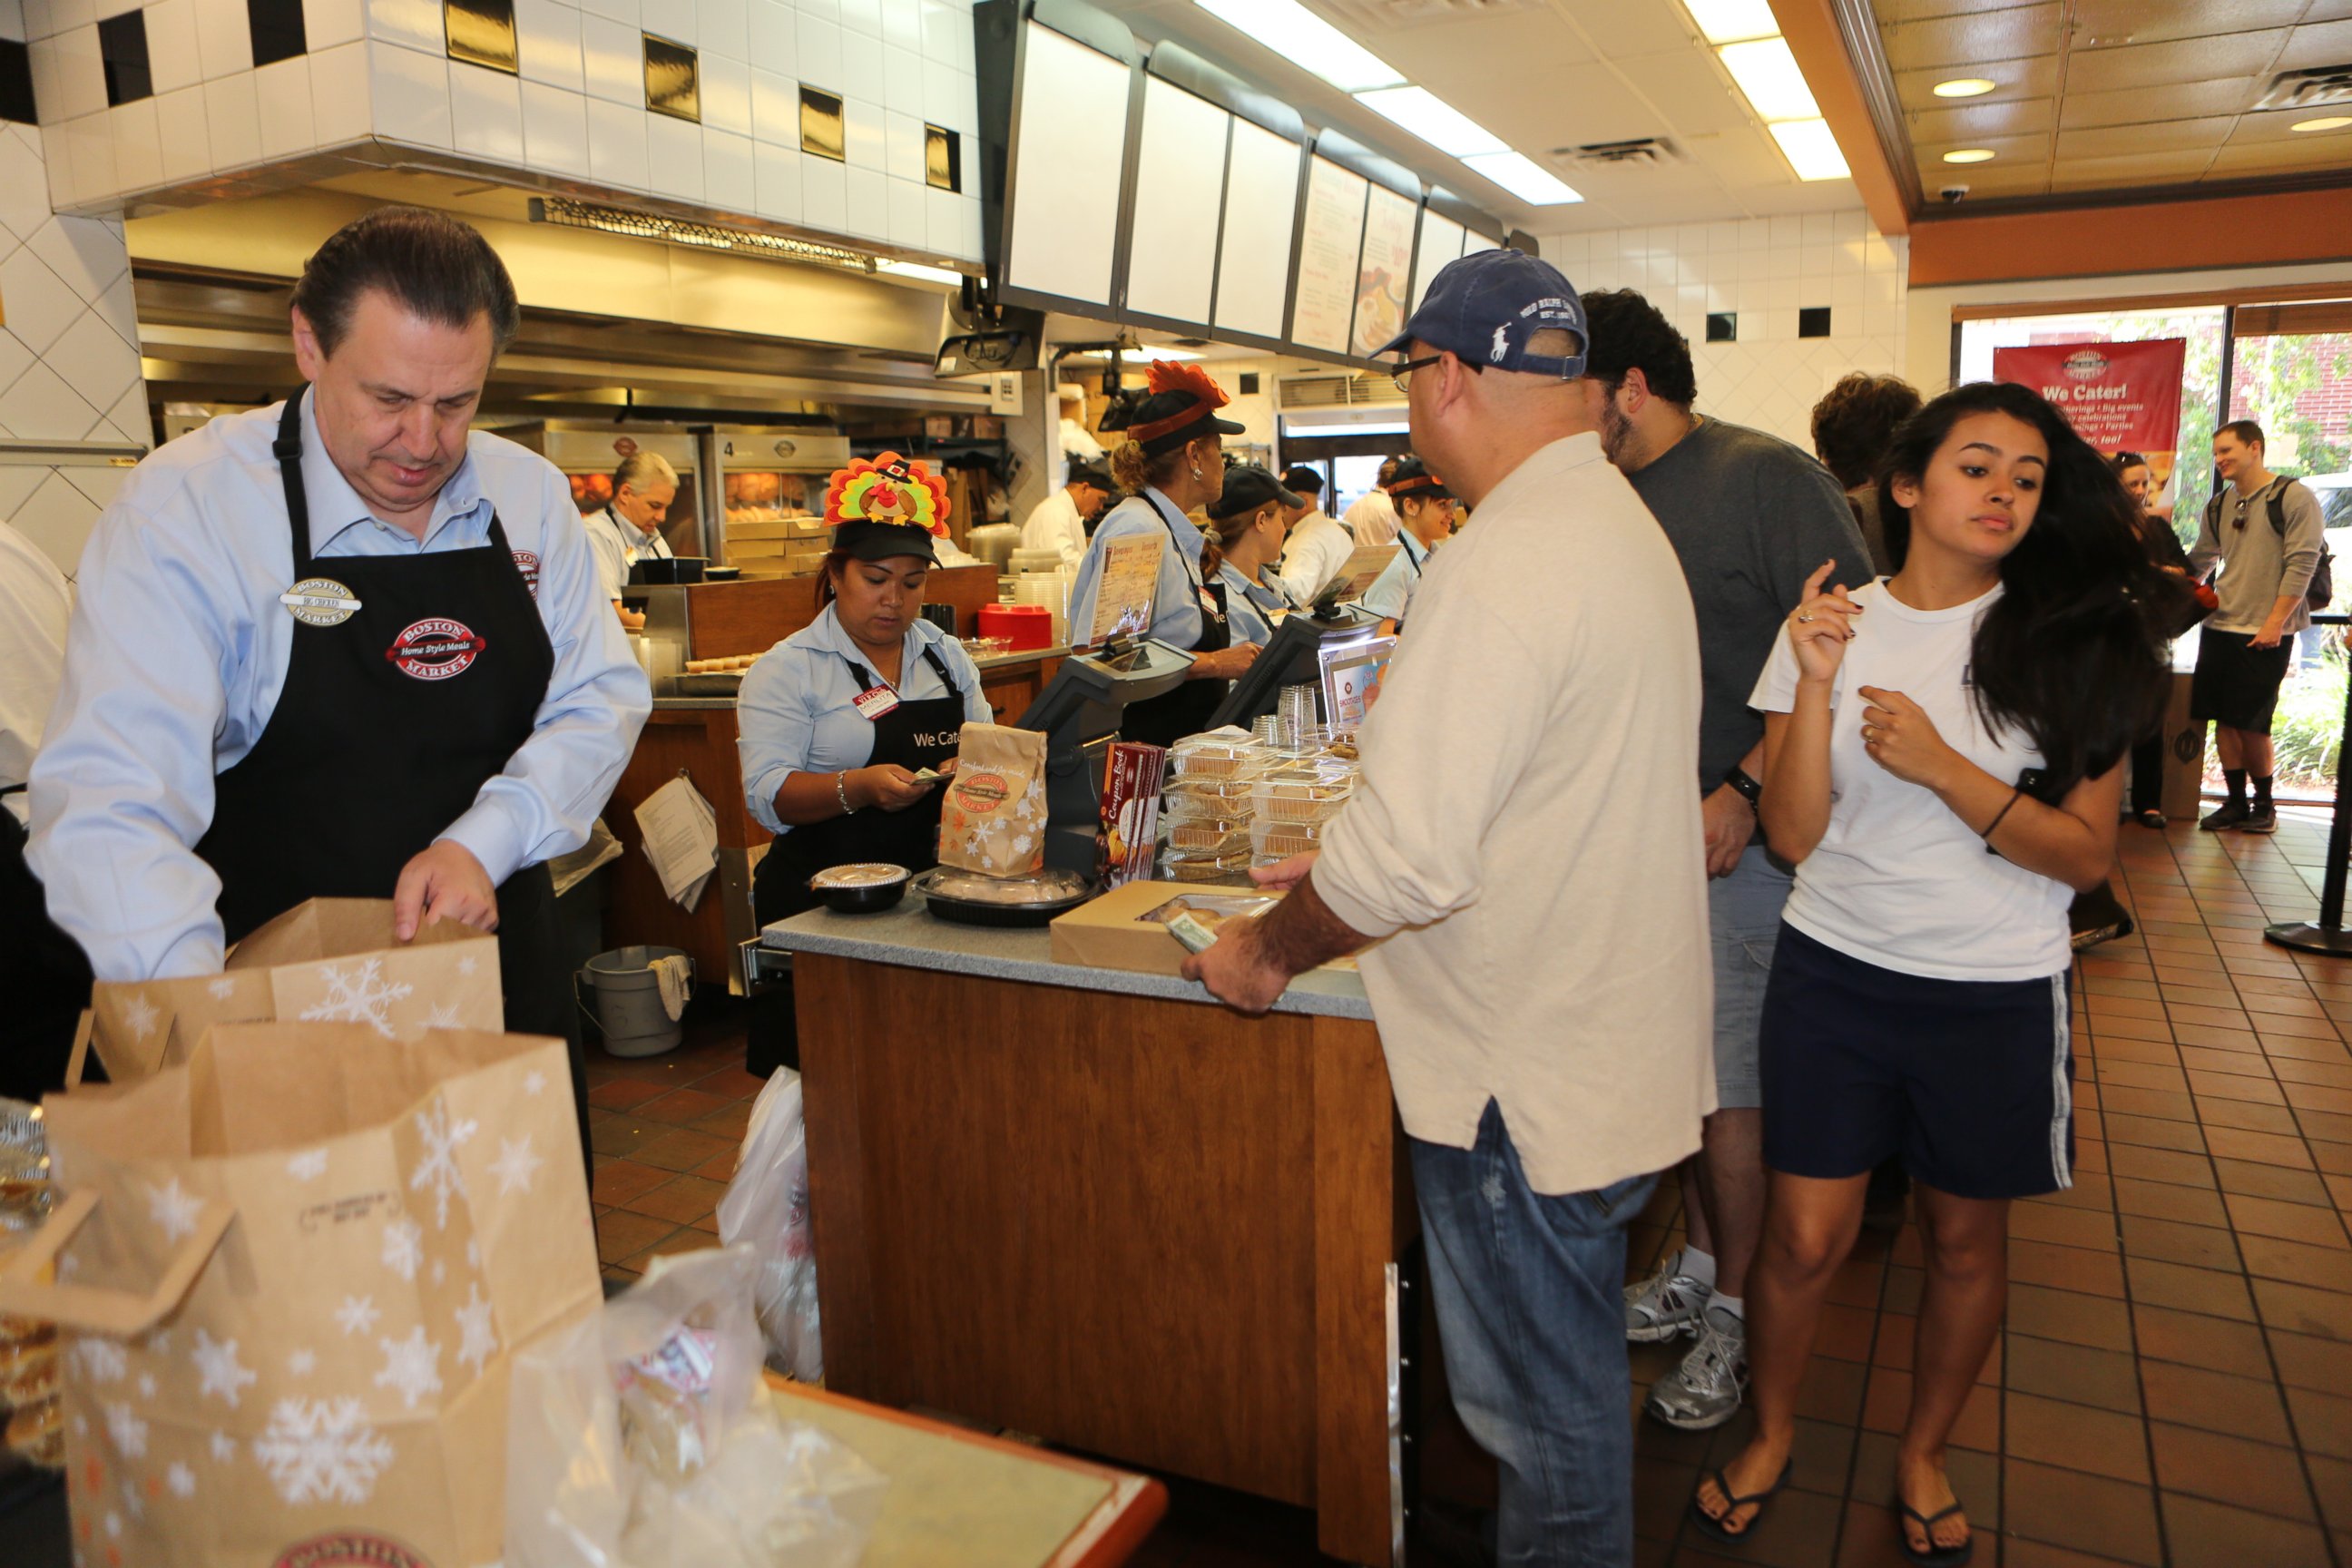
left=1898, top=1499, right=1974, bottom=1565
left=1689, top=1458, right=1792, bottom=1544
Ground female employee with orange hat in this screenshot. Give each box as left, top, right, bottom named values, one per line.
left=1065, top=362, right=1265, bottom=746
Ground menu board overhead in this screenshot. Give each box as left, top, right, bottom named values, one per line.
left=1290, top=156, right=1369, bottom=355
left=1004, top=20, right=1132, bottom=309
left=1125, top=75, right=1229, bottom=326
left=1213, top=118, right=1300, bottom=342
left=1412, top=209, right=1465, bottom=311
left=1352, top=184, right=1417, bottom=358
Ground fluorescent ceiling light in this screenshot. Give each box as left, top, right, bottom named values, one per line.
left=1769, top=118, right=1850, bottom=181
left=877, top=260, right=965, bottom=285
left=1682, top=0, right=1778, bottom=44
left=1073, top=345, right=1200, bottom=362
left=1943, top=148, right=1996, bottom=163
left=1462, top=151, right=1584, bottom=205
left=1933, top=77, right=1996, bottom=98
left=1354, top=86, right=1508, bottom=157
left=1719, top=36, right=1821, bottom=122
left=2292, top=115, right=2352, bottom=132
left=1194, top=0, right=1402, bottom=93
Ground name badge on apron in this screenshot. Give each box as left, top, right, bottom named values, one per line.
left=280, top=578, right=362, bottom=626
left=1198, top=587, right=1223, bottom=620
left=852, top=686, right=902, bottom=720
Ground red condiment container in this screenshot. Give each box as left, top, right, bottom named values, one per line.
left=977, top=603, right=1054, bottom=651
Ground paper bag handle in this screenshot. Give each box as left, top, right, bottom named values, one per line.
left=63, top=1010, right=93, bottom=1091
left=0, top=1188, right=235, bottom=1337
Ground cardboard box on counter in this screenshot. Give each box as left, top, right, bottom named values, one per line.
left=1049, top=879, right=1356, bottom=979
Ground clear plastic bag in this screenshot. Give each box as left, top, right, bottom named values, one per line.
left=505, top=1246, right=886, bottom=1568
left=714, top=1069, right=823, bottom=1383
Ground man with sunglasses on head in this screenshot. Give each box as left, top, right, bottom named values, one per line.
left=2189, top=419, right=2327, bottom=835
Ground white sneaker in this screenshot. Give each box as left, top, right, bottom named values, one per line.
left=1644, top=1305, right=1748, bottom=1430
left=1623, top=1249, right=1711, bottom=1344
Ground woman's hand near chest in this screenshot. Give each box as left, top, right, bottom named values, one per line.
left=1855, top=686, right=1965, bottom=791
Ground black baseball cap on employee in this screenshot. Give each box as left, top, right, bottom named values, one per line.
left=1210, top=464, right=1305, bottom=520
left=1385, top=456, right=1452, bottom=502
left=1067, top=460, right=1115, bottom=493
left=1376, top=248, right=1588, bottom=380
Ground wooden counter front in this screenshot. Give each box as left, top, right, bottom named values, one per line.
left=796, top=956, right=1407, bottom=1566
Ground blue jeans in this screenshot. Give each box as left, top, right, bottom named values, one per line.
left=1411, top=1100, right=1660, bottom=1568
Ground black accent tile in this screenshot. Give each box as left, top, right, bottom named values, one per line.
left=247, top=0, right=308, bottom=70
left=446, top=0, right=518, bottom=74
left=1798, top=305, right=1833, bottom=338
left=799, top=84, right=843, bottom=161
left=924, top=122, right=959, bottom=192
left=643, top=34, right=698, bottom=122
left=0, top=39, right=36, bottom=125
left=97, top=11, right=152, bottom=107
left=1238, top=372, right=1259, bottom=396
left=1706, top=310, right=1736, bottom=343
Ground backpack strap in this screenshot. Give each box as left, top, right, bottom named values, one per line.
left=2265, top=482, right=2288, bottom=536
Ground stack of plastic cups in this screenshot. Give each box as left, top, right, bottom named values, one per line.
left=1279, top=684, right=1318, bottom=753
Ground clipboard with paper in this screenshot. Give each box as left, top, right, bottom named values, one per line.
left=633, top=772, right=720, bottom=911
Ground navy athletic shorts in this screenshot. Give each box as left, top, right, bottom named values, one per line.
left=1759, top=922, right=2074, bottom=1200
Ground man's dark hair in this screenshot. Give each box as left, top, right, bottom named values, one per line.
left=292, top=206, right=522, bottom=358
left=1811, top=372, right=1922, bottom=489
left=1577, top=289, right=1697, bottom=405
left=1281, top=466, right=1325, bottom=500
left=2217, top=418, right=2266, bottom=450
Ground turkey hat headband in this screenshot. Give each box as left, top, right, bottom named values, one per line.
left=823, top=451, right=949, bottom=564
left=1127, top=361, right=1246, bottom=457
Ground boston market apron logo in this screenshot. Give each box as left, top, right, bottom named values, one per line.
left=386, top=618, right=489, bottom=681
left=511, top=550, right=541, bottom=598
left=271, top=1531, right=431, bottom=1568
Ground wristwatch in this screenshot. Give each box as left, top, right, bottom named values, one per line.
left=1722, top=767, right=1763, bottom=809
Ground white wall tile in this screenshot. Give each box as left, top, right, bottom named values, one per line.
left=697, top=0, right=742, bottom=57
left=886, top=172, right=922, bottom=246
left=60, top=106, right=109, bottom=193
left=699, top=50, right=746, bottom=132
left=920, top=57, right=969, bottom=133
left=515, top=0, right=583, bottom=90
left=303, top=0, right=362, bottom=48
left=92, top=0, right=136, bottom=24
left=367, top=0, right=442, bottom=53
left=838, top=89, right=877, bottom=168
left=255, top=54, right=315, bottom=156
left=640, top=0, right=691, bottom=44
left=37, top=122, right=74, bottom=207
left=878, top=0, right=914, bottom=50
left=191, top=0, right=248, bottom=76
left=752, top=132, right=797, bottom=219
left=575, top=0, right=630, bottom=23
left=745, top=0, right=789, bottom=70
left=748, top=62, right=790, bottom=142
left=881, top=105, right=918, bottom=182
left=796, top=0, right=834, bottom=21
left=580, top=12, right=637, bottom=102
left=793, top=8, right=834, bottom=85
left=152, top=83, right=208, bottom=180
left=449, top=59, right=522, bottom=161
left=108, top=94, right=159, bottom=190
left=26, top=39, right=62, bottom=122
left=918, top=0, right=964, bottom=67
left=0, top=243, right=80, bottom=353
left=958, top=193, right=978, bottom=260
left=142, top=0, right=200, bottom=93
left=15, top=0, right=48, bottom=42
left=44, top=299, right=136, bottom=412
left=46, top=0, right=90, bottom=32
left=879, top=40, right=916, bottom=113
left=923, top=179, right=955, bottom=254
left=0, top=361, right=100, bottom=444
left=844, top=161, right=883, bottom=236
left=367, top=41, right=450, bottom=147
left=584, top=93, right=645, bottom=184
left=309, top=39, right=370, bottom=142
left=836, top=0, right=874, bottom=37
left=520, top=78, right=588, bottom=173
left=799, top=146, right=840, bottom=230
left=201, top=68, right=259, bottom=165
left=702, top=123, right=750, bottom=210
left=51, top=24, right=103, bottom=119
left=645, top=108, right=699, bottom=196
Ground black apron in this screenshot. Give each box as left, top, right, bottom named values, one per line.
left=1118, top=494, right=1232, bottom=750
left=752, top=644, right=966, bottom=925
left=193, top=398, right=588, bottom=1162
left=0, top=787, right=92, bottom=1101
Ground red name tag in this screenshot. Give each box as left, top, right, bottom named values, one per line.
left=852, top=686, right=901, bottom=720
left=1198, top=587, right=1222, bottom=619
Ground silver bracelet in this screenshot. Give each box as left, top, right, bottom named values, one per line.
left=836, top=771, right=858, bottom=815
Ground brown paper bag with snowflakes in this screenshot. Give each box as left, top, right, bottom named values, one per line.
left=937, top=722, right=1048, bottom=877
left=84, top=898, right=502, bottom=1085
left=0, top=1020, right=599, bottom=1568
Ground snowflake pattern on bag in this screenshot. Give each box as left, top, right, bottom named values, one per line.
left=408, top=1100, right=477, bottom=1230
left=251, top=1397, right=395, bottom=1505
left=298, top=958, right=415, bottom=1039
left=453, top=1283, right=497, bottom=1377
left=191, top=1329, right=257, bottom=1408
left=372, top=1327, right=444, bottom=1410
left=380, top=1216, right=424, bottom=1281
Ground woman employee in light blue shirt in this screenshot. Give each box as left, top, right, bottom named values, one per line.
left=1203, top=465, right=1305, bottom=647
left=740, top=455, right=991, bottom=942
left=1357, top=456, right=1453, bottom=626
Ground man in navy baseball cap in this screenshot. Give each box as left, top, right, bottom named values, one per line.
left=1377, top=247, right=1588, bottom=381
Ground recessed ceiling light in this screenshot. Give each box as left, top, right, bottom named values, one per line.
left=1193, top=0, right=1403, bottom=93
left=1769, top=118, right=1851, bottom=181
left=1073, top=345, right=1200, bottom=362
left=1460, top=151, right=1584, bottom=205
left=2291, top=115, right=2352, bottom=132
left=1354, top=86, right=1509, bottom=157
left=1719, top=37, right=1822, bottom=123
left=1681, top=0, right=1778, bottom=44
left=1933, top=78, right=1997, bottom=98
left=877, top=260, right=965, bottom=286
left=1943, top=148, right=1997, bottom=163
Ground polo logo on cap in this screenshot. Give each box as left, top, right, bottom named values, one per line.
left=1490, top=326, right=1510, bottom=363
left=386, top=618, right=488, bottom=681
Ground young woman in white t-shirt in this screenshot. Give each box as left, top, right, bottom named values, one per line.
left=1690, top=382, right=2170, bottom=1564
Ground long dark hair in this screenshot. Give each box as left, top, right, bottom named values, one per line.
left=1876, top=381, right=2170, bottom=795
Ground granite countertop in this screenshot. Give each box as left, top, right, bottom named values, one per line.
left=757, top=893, right=1373, bottom=1021
left=654, top=646, right=1071, bottom=711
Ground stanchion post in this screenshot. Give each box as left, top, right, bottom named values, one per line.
left=2266, top=614, right=2352, bottom=955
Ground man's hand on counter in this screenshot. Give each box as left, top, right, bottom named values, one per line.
left=395, top=839, right=499, bottom=940
left=1182, top=919, right=1292, bottom=1016
left=1183, top=853, right=1370, bottom=1016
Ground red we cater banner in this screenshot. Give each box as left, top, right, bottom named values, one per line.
left=1993, top=338, right=2187, bottom=454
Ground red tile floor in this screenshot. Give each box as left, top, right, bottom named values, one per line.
left=588, top=806, right=2352, bottom=1566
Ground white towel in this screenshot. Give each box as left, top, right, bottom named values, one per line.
left=651, top=954, right=693, bottom=1021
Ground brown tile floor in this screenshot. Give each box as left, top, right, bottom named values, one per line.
left=589, top=806, right=2352, bottom=1565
